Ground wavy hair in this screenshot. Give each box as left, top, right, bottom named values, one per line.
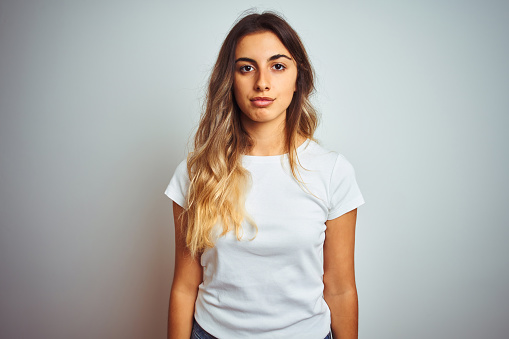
left=184, top=11, right=318, bottom=256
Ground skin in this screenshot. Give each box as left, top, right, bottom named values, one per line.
left=168, top=203, right=202, bottom=339
left=168, top=31, right=359, bottom=339
left=324, top=209, right=359, bottom=339
left=233, top=31, right=298, bottom=156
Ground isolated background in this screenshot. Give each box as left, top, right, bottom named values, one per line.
left=1, top=0, right=508, bottom=338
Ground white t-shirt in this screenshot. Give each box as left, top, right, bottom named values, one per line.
left=165, top=140, right=364, bottom=339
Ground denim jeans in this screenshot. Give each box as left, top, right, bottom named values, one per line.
left=191, top=318, right=332, bottom=339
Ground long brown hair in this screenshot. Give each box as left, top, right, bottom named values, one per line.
left=185, top=11, right=318, bottom=256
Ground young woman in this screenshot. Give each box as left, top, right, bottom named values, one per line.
left=165, top=12, right=364, bottom=339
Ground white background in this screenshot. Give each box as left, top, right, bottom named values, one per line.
left=1, top=0, right=508, bottom=338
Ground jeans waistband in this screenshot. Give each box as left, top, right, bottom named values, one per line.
left=191, top=319, right=332, bottom=339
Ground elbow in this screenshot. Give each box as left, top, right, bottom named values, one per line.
left=323, top=279, right=357, bottom=299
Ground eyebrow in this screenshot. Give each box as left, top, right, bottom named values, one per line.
left=235, top=54, right=293, bottom=63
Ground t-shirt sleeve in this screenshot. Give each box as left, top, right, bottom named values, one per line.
left=327, top=154, right=365, bottom=220
left=164, top=159, right=189, bottom=209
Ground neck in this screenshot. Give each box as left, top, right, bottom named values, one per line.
left=246, top=126, right=286, bottom=156
left=246, top=134, right=307, bottom=156
left=241, top=118, right=307, bottom=156
left=248, top=135, right=285, bottom=156
left=241, top=116, right=285, bottom=156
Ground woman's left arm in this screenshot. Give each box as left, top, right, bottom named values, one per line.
left=323, top=208, right=359, bottom=339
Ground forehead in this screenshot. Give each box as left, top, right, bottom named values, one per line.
left=235, top=31, right=292, bottom=58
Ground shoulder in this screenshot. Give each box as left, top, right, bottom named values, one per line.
left=299, top=140, right=364, bottom=218
left=303, top=141, right=358, bottom=189
left=299, top=140, right=347, bottom=174
left=165, top=158, right=189, bottom=208
left=296, top=140, right=355, bottom=191
left=174, top=158, right=188, bottom=178
left=300, top=140, right=336, bottom=161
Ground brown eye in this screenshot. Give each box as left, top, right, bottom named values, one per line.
left=272, top=63, right=286, bottom=71
left=240, top=65, right=254, bottom=73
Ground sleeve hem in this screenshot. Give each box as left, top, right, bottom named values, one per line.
left=164, top=188, right=187, bottom=209
left=327, top=197, right=365, bottom=221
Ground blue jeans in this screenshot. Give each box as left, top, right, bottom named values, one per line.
left=191, top=319, right=332, bottom=339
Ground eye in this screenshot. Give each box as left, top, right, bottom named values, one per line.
left=272, top=63, right=286, bottom=71
left=239, top=65, right=254, bottom=73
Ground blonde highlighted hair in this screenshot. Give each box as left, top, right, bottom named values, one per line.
left=184, top=12, right=318, bottom=256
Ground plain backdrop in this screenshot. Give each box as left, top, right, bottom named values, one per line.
left=1, top=0, right=508, bottom=338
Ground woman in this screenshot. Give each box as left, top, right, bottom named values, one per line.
left=165, top=12, right=364, bottom=339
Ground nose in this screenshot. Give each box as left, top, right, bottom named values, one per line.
left=255, top=68, right=270, bottom=91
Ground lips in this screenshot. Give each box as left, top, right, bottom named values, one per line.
left=250, top=97, right=274, bottom=108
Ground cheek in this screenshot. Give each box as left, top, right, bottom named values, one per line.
left=233, top=77, right=247, bottom=97
left=233, top=81, right=242, bottom=101
left=283, top=76, right=298, bottom=97
left=233, top=80, right=248, bottom=110
left=282, top=70, right=298, bottom=95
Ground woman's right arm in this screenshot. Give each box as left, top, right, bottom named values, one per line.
left=168, top=202, right=203, bottom=339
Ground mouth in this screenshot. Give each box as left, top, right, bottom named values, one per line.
left=250, top=97, right=275, bottom=108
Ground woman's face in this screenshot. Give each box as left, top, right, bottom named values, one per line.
left=233, top=31, right=298, bottom=129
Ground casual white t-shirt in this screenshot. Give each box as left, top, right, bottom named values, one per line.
left=165, top=140, right=364, bottom=339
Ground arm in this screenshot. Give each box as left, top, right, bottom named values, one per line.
left=323, top=209, right=359, bottom=339
left=168, top=202, right=203, bottom=339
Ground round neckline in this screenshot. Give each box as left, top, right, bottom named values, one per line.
left=242, top=139, right=311, bottom=163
